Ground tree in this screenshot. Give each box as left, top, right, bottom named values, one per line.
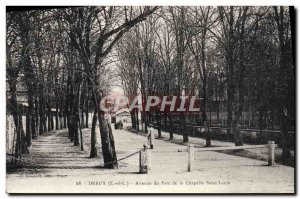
left=6, top=12, right=29, bottom=156
left=185, top=6, right=218, bottom=146
left=273, top=6, right=294, bottom=161
left=63, top=6, right=160, bottom=168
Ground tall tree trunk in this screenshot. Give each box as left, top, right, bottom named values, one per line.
left=225, top=7, right=235, bottom=142
left=169, top=113, right=174, bottom=140
left=203, top=110, right=211, bottom=147
left=29, top=95, right=36, bottom=144
left=55, top=105, right=59, bottom=130
left=47, top=105, right=51, bottom=131
left=232, top=7, right=248, bottom=146
left=72, top=115, right=79, bottom=146
left=93, top=89, right=118, bottom=169
left=217, top=101, right=220, bottom=124
left=7, top=73, right=29, bottom=155
left=181, top=112, right=188, bottom=143
left=232, top=117, right=243, bottom=146
left=90, top=108, right=98, bottom=158
left=26, top=112, right=31, bottom=146
left=17, top=114, right=29, bottom=155
left=72, top=91, right=80, bottom=145
left=131, top=111, right=136, bottom=129
left=50, top=110, right=54, bottom=131
left=39, top=91, right=45, bottom=134
left=33, top=98, right=39, bottom=139
left=85, top=100, right=89, bottom=128
left=18, top=14, right=37, bottom=145
left=136, top=109, right=140, bottom=131
left=98, top=109, right=118, bottom=168
left=274, top=6, right=292, bottom=161
left=78, top=83, right=84, bottom=150
left=201, top=24, right=211, bottom=147
left=156, top=111, right=162, bottom=138
left=59, top=109, right=63, bottom=129
left=64, top=114, right=67, bottom=128
left=144, top=113, right=149, bottom=133
left=281, top=112, right=291, bottom=160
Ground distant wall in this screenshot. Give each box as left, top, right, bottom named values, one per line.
left=6, top=115, right=15, bottom=154
left=6, top=112, right=95, bottom=154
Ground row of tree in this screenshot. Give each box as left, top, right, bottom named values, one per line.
left=116, top=6, right=294, bottom=161
left=6, top=6, right=159, bottom=168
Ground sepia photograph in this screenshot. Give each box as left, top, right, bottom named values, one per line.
left=5, top=5, right=295, bottom=194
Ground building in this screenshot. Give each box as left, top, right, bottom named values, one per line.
left=115, top=109, right=131, bottom=123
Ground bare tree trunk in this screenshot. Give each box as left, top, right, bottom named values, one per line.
left=85, top=99, right=89, bottom=128
left=131, top=111, right=136, bottom=129
left=181, top=112, right=188, bottom=143
left=156, top=111, right=162, bottom=138
left=144, top=113, right=149, bottom=133
left=7, top=71, right=29, bottom=155
left=26, top=112, right=31, bottom=146
left=33, top=98, right=39, bottom=139
left=72, top=91, right=80, bottom=145
left=274, top=6, right=292, bottom=161
left=98, top=109, right=118, bottom=168
left=232, top=117, right=243, bottom=146
left=90, top=108, right=98, bottom=158
left=55, top=105, right=59, bottom=130
left=16, top=114, right=29, bottom=155
left=169, top=113, right=174, bottom=140
left=64, top=114, right=67, bottom=128
left=72, top=115, right=79, bottom=146
left=136, top=109, right=140, bottom=131
left=281, top=112, right=291, bottom=160
left=59, top=109, right=63, bottom=129
left=78, top=83, right=83, bottom=151
left=92, top=88, right=118, bottom=168
left=39, top=90, right=46, bottom=134
left=225, top=7, right=235, bottom=142
left=18, top=15, right=37, bottom=146
left=47, top=105, right=51, bottom=132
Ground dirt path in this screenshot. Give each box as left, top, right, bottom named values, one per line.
left=26, top=129, right=100, bottom=169
left=6, top=126, right=294, bottom=193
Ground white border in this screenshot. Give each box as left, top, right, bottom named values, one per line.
left=1, top=1, right=299, bottom=198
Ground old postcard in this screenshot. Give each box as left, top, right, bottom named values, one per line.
left=6, top=6, right=295, bottom=194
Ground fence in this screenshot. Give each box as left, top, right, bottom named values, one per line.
left=149, top=123, right=294, bottom=150
left=137, top=133, right=276, bottom=174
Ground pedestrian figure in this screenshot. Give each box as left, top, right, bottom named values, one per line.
left=148, top=131, right=154, bottom=149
